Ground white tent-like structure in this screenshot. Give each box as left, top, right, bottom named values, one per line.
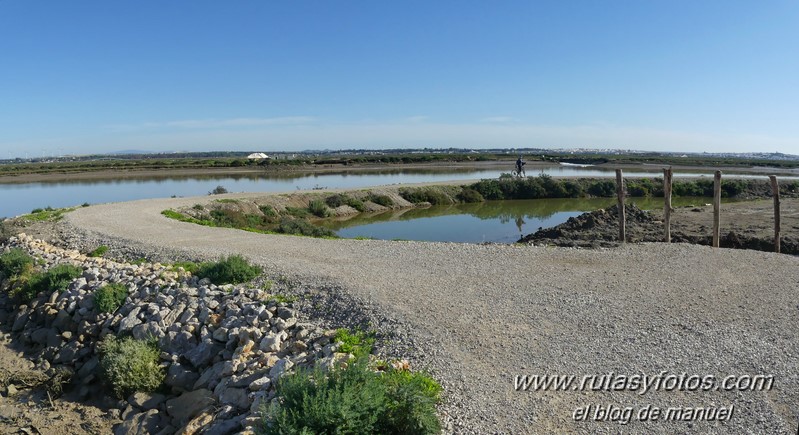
left=247, top=152, right=270, bottom=160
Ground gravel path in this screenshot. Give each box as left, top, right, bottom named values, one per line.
left=64, top=194, right=799, bottom=434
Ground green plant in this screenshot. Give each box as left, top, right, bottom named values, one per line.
left=88, top=245, right=108, bottom=257
left=10, top=263, right=82, bottom=304
left=192, top=204, right=205, bottom=210
left=196, top=255, right=262, bottom=285
left=456, top=188, right=484, bottom=203
left=170, top=261, right=200, bottom=274
left=94, top=283, right=128, bottom=313
left=208, top=185, right=229, bottom=195
left=81, top=202, right=91, bottom=207
left=367, top=194, right=394, bottom=207
left=308, top=199, right=331, bottom=218
left=267, top=293, right=297, bottom=304
left=0, top=248, right=34, bottom=279
left=335, top=328, right=376, bottom=358
left=262, top=358, right=441, bottom=434
left=99, top=336, right=164, bottom=398
left=276, top=218, right=337, bottom=238
left=284, top=206, right=310, bottom=219
left=398, top=188, right=452, bottom=205
left=259, top=205, right=278, bottom=218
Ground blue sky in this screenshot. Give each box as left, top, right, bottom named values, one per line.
left=1, top=1, right=798, bottom=157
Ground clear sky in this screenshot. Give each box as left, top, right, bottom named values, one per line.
left=1, top=0, right=798, bottom=158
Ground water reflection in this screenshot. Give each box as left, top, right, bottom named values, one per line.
left=321, top=197, right=720, bottom=244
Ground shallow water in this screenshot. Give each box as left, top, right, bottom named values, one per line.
left=320, top=197, right=720, bottom=243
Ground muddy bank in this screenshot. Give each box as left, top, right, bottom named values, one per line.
left=520, top=198, right=799, bottom=255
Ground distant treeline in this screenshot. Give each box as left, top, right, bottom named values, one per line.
left=2, top=150, right=799, bottom=176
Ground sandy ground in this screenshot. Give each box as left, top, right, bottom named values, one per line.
left=0, top=332, right=116, bottom=435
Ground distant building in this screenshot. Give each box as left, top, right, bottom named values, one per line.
left=247, top=152, right=270, bottom=160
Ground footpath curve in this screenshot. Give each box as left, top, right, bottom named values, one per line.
left=66, top=194, right=799, bottom=434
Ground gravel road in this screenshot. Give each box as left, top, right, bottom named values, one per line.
left=64, top=193, right=799, bottom=434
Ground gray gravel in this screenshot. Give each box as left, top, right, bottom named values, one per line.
left=64, top=194, right=799, bottom=434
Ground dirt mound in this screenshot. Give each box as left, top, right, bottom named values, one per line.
left=520, top=204, right=661, bottom=247
left=522, top=201, right=799, bottom=255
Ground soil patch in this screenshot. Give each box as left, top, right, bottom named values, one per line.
left=521, top=198, right=799, bottom=255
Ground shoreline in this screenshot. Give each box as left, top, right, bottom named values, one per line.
left=3, top=159, right=799, bottom=184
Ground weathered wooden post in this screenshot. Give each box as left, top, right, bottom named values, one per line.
left=663, top=167, right=673, bottom=243
left=770, top=175, right=781, bottom=253
left=616, top=169, right=625, bottom=243
left=712, top=171, right=721, bottom=248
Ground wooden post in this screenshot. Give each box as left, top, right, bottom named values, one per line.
left=616, top=169, right=626, bottom=243
left=663, top=167, right=673, bottom=243
left=712, top=171, right=721, bottom=248
left=770, top=175, right=781, bottom=253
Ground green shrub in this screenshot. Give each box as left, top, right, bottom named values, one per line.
left=308, top=199, right=331, bottom=218
left=457, top=188, right=484, bottom=203
left=587, top=180, right=616, bottom=197
left=0, top=248, right=34, bottom=279
left=284, top=206, right=309, bottom=218
left=276, top=218, right=337, bottom=238
left=264, top=359, right=387, bottom=434
left=398, top=188, right=452, bottom=205
left=259, top=205, right=278, bottom=219
left=94, top=283, right=128, bottom=313
left=208, top=185, right=228, bottom=195
left=367, top=194, right=394, bottom=207
left=192, top=204, right=205, bottom=211
left=471, top=179, right=504, bottom=200
left=263, top=358, right=441, bottom=435
left=88, top=245, right=108, bottom=258
left=18, top=264, right=83, bottom=302
left=335, top=328, right=376, bottom=358
left=196, top=255, right=262, bottom=285
left=326, top=194, right=366, bottom=212
left=99, top=336, right=164, bottom=398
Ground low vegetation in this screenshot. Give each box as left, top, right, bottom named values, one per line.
left=94, top=283, right=129, bottom=313
left=21, top=206, right=76, bottom=222
left=208, top=185, right=228, bottom=195
left=2, top=255, right=83, bottom=303
left=195, top=255, right=262, bottom=285
left=367, top=193, right=394, bottom=207
left=88, top=245, right=108, bottom=257
left=307, top=199, right=331, bottom=218
left=262, top=328, right=442, bottom=434
left=99, top=335, right=164, bottom=398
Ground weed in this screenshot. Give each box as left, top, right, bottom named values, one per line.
left=276, top=218, right=337, bottom=238
left=94, top=283, right=128, bottom=313
left=196, top=255, right=262, bottom=285
left=88, top=245, right=108, bottom=258
left=335, top=328, right=376, bottom=358
left=262, top=357, right=441, bottom=434
left=398, top=188, right=452, bottom=205
left=0, top=248, right=34, bottom=279
left=308, top=199, right=331, bottom=218
left=283, top=207, right=309, bottom=219
left=367, top=193, right=394, bottom=207
left=99, top=335, right=164, bottom=398
left=192, top=204, right=205, bottom=210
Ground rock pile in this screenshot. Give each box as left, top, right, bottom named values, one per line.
left=0, top=234, right=352, bottom=435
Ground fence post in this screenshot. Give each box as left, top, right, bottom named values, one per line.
left=770, top=175, right=781, bottom=253
left=616, top=169, right=626, bottom=243
left=663, top=167, right=673, bottom=243
left=712, top=171, right=721, bottom=248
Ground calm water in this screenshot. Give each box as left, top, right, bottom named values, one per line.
left=320, top=197, right=720, bottom=243
left=0, top=164, right=786, bottom=218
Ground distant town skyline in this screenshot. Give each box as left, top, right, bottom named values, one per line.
left=2, top=1, right=798, bottom=158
